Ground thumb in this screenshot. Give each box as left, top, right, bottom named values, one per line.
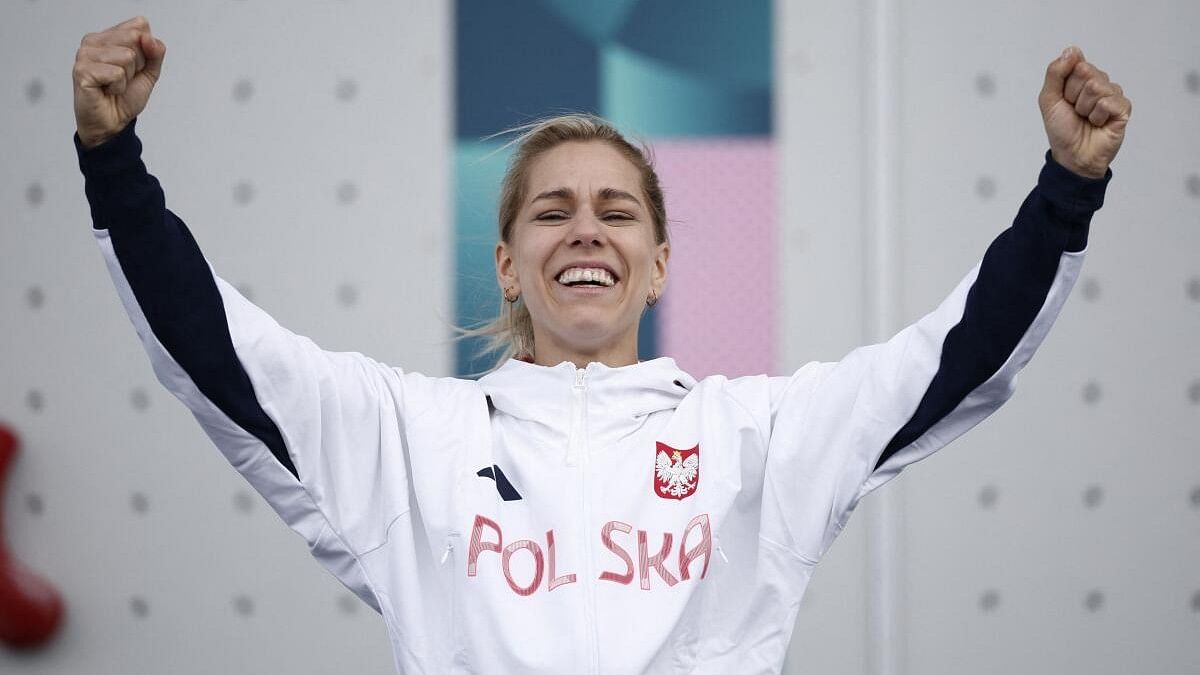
left=1039, top=45, right=1081, bottom=113
left=138, top=34, right=166, bottom=82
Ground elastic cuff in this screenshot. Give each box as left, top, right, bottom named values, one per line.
left=74, top=118, right=142, bottom=177
left=1038, top=148, right=1112, bottom=216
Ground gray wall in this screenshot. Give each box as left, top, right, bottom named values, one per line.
left=1, top=1, right=1195, bottom=674
left=3, top=1, right=449, bottom=673
left=780, top=1, right=1200, bottom=674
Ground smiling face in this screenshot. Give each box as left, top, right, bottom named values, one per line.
left=495, top=141, right=669, bottom=367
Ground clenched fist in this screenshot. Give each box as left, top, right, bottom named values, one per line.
left=72, top=16, right=166, bottom=149
left=1040, top=46, right=1132, bottom=179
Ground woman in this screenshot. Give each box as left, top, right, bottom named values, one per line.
left=73, top=16, right=1130, bottom=675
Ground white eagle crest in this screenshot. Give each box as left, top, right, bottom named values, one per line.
left=655, top=449, right=699, bottom=498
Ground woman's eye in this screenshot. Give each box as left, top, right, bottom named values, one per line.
left=535, top=212, right=633, bottom=222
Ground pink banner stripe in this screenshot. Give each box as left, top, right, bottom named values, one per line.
left=652, top=138, right=776, bottom=379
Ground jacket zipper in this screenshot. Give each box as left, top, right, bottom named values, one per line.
left=565, top=368, right=586, bottom=467
left=571, top=368, right=600, bottom=674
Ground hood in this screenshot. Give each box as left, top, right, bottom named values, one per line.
left=477, top=357, right=697, bottom=437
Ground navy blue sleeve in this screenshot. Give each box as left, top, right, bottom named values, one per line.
left=872, top=150, right=1111, bottom=472
left=75, top=118, right=298, bottom=480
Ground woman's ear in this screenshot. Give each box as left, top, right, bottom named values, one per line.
left=651, top=241, right=669, bottom=297
left=495, top=241, right=519, bottom=294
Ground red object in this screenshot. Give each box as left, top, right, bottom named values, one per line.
left=653, top=442, right=700, bottom=501
left=0, top=423, right=65, bottom=649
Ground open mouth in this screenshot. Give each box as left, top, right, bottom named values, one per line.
left=555, top=266, right=617, bottom=288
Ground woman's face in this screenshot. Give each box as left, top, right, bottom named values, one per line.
left=496, top=141, right=668, bottom=361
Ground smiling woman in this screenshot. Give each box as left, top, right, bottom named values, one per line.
left=456, top=114, right=670, bottom=371
left=73, top=17, right=1126, bottom=673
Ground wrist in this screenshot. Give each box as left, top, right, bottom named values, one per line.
left=77, top=131, right=115, bottom=150
left=1050, top=148, right=1107, bottom=180
left=74, top=118, right=143, bottom=179
left=1036, top=147, right=1111, bottom=235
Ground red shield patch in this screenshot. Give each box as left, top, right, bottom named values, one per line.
left=653, top=442, right=700, bottom=500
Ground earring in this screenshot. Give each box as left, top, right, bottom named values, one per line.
left=646, top=290, right=659, bottom=307
left=503, top=286, right=519, bottom=303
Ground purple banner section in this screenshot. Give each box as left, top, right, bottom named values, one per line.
left=653, top=138, right=776, bottom=379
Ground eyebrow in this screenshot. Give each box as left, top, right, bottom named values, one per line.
left=530, top=187, right=643, bottom=208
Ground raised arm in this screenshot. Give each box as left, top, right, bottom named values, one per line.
left=761, top=47, right=1132, bottom=563
left=72, top=17, right=426, bottom=613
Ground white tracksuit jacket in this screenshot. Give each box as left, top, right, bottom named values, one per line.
left=75, top=118, right=1111, bottom=674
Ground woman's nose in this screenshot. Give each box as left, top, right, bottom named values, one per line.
left=567, top=212, right=605, bottom=246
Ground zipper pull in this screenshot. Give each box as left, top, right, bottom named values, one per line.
left=440, top=541, right=453, bottom=565
left=574, top=368, right=586, bottom=388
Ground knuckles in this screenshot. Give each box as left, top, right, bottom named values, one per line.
left=78, top=25, right=149, bottom=50
left=73, top=18, right=155, bottom=88
left=1046, top=54, right=1132, bottom=121
left=71, top=44, right=139, bottom=70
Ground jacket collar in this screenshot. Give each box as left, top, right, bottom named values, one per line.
left=478, top=357, right=696, bottom=429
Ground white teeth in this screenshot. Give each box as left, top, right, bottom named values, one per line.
left=556, top=267, right=615, bottom=287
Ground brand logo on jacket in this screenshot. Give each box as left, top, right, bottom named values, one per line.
left=654, top=442, right=699, bottom=500
left=476, top=464, right=522, bottom=501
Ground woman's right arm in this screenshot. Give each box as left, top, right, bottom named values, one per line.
left=73, top=17, right=427, bottom=615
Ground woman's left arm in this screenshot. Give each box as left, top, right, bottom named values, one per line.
left=856, top=45, right=1133, bottom=482
left=759, top=47, right=1131, bottom=564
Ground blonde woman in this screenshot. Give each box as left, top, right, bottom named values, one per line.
left=74, top=16, right=1129, bottom=675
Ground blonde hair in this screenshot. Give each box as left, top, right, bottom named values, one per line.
left=454, top=112, right=669, bottom=374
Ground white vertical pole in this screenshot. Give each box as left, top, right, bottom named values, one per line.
left=862, top=0, right=904, bottom=674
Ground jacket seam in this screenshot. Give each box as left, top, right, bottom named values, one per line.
left=720, top=386, right=768, bottom=446
left=140, top=319, right=366, bottom=556
left=237, top=446, right=388, bottom=612
left=866, top=249, right=1072, bottom=493
left=318, top=510, right=390, bottom=613
left=758, top=534, right=819, bottom=567
left=257, top=351, right=414, bottom=559
left=777, top=362, right=826, bottom=417
left=357, top=509, right=414, bottom=557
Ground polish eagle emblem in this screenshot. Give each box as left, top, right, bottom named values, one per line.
left=654, top=442, right=699, bottom=500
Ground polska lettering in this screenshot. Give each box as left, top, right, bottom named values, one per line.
left=467, top=513, right=712, bottom=596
